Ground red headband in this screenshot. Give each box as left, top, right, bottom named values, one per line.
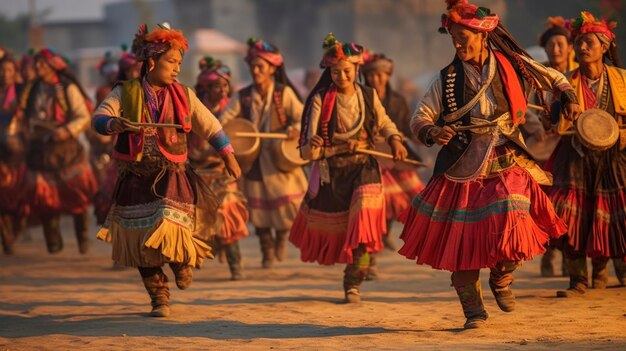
left=439, top=0, right=499, bottom=33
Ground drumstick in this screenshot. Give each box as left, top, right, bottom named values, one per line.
left=527, top=103, right=545, bottom=111
left=129, top=122, right=183, bottom=128
left=234, top=132, right=288, bottom=139
left=356, top=148, right=425, bottom=167
left=451, top=122, right=498, bottom=132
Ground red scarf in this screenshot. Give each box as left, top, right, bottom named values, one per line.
left=494, top=51, right=527, bottom=124
left=319, top=84, right=337, bottom=146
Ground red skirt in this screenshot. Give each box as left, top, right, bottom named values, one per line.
left=290, top=156, right=385, bottom=265
left=29, top=161, right=98, bottom=216
left=382, top=169, right=424, bottom=221
left=0, top=162, right=30, bottom=216
left=398, top=166, right=567, bottom=272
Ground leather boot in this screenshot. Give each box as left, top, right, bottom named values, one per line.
left=454, top=280, right=488, bottom=329
left=556, top=255, right=588, bottom=297
left=540, top=247, right=556, bottom=277
left=256, top=227, right=275, bottom=269
left=0, top=213, right=15, bottom=255
left=382, top=220, right=396, bottom=251
left=169, top=263, right=193, bottom=290
left=366, top=253, right=379, bottom=281
left=591, top=257, right=609, bottom=289
left=489, top=261, right=520, bottom=312
left=225, top=242, right=245, bottom=280
left=42, top=216, right=63, bottom=254
left=343, top=245, right=369, bottom=303
left=139, top=267, right=170, bottom=317
left=613, top=258, right=626, bottom=286
left=73, top=212, right=90, bottom=255
left=275, top=230, right=288, bottom=262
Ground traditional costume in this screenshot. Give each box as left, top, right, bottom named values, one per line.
left=23, top=48, right=98, bottom=254
left=93, top=23, right=236, bottom=316
left=398, top=0, right=576, bottom=328
left=221, top=38, right=307, bottom=268
left=550, top=12, right=626, bottom=296
left=189, top=57, right=249, bottom=280
left=289, top=34, right=403, bottom=302
left=0, top=55, right=28, bottom=254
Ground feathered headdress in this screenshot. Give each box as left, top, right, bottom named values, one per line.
left=245, top=37, right=284, bottom=67
left=131, top=22, right=188, bottom=61
left=439, top=0, right=499, bottom=34
left=568, top=11, right=617, bottom=41
left=319, top=33, right=364, bottom=68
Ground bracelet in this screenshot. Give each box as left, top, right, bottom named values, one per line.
left=105, top=118, right=114, bottom=134
left=388, top=134, right=403, bottom=143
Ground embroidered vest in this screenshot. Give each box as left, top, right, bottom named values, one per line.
left=432, top=57, right=524, bottom=178
left=319, top=83, right=377, bottom=146
left=113, top=79, right=191, bottom=163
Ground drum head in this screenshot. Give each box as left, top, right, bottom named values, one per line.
left=575, top=108, right=618, bottom=150
left=222, top=118, right=260, bottom=157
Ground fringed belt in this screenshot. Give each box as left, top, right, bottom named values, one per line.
left=327, top=153, right=369, bottom=168
left=118, top=157, right=186, bottom=177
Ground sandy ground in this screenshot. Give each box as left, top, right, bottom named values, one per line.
left=0, top=216, right=625, bottom=351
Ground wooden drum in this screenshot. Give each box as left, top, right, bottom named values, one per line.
left=575, top=108, right=619, bottom=151
left=271, top=137, right=309, bottom=172
left=222, top=118, right=260, bottom=174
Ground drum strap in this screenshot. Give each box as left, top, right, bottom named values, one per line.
left=239, top=84, right=289, bottom=128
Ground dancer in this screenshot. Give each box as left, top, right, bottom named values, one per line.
left=93, top=23, right=241, bottom=317
left=398, top=0, right=580, bottom=328
left=550, top=12, right=626, bottom=296
left=23, top=48, right=98, bottom=254
left=290, top=33, right=407, bottom=303
left=221, top=38, right=307, bottom=268
left=189, top=57, right=249, bottom=280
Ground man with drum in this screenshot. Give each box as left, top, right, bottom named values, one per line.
left=549, top=12, right=626, bottom=297
left=220, top=38, right=307, bottom=269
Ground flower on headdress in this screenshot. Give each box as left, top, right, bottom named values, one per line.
left=438, top=0, right=499, bottom=34
left=568, top=11, right=617, bottom=41
left=319, top=33, right=363, bottom=68
left=131, top=22, right=188, bottom=61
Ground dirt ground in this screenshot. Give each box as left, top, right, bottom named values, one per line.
left=0, top=216, right=625, bottom=351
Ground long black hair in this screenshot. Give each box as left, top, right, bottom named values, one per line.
left=273, top=64, right=302, bottom=102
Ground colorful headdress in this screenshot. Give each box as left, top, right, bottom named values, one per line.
left=439, top=0, right=499, bottom=34
left=118, top=44, right=139, bottom=72
left=245, top=38, right=283, bottom=67
left=34, top=48, right=68, bottom=72
left=568, top=11, right=617, bottom=42
left=131, top=22, right=188, bottom=61
left=97, top=51, right=119, bottom=76
left=362, top=51, right=393, bottom=74
left=20, top=48, right=35, bottom=68
left=197, top=56, right=232, bottom=85
left=539, top=16, right=571, bottom=47
left=319, top=33, right=364, bottom=69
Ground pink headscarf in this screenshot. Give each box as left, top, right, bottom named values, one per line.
left=35, top=48, right=68, bottom=72
left=244, top=38, right=284, bottom=67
